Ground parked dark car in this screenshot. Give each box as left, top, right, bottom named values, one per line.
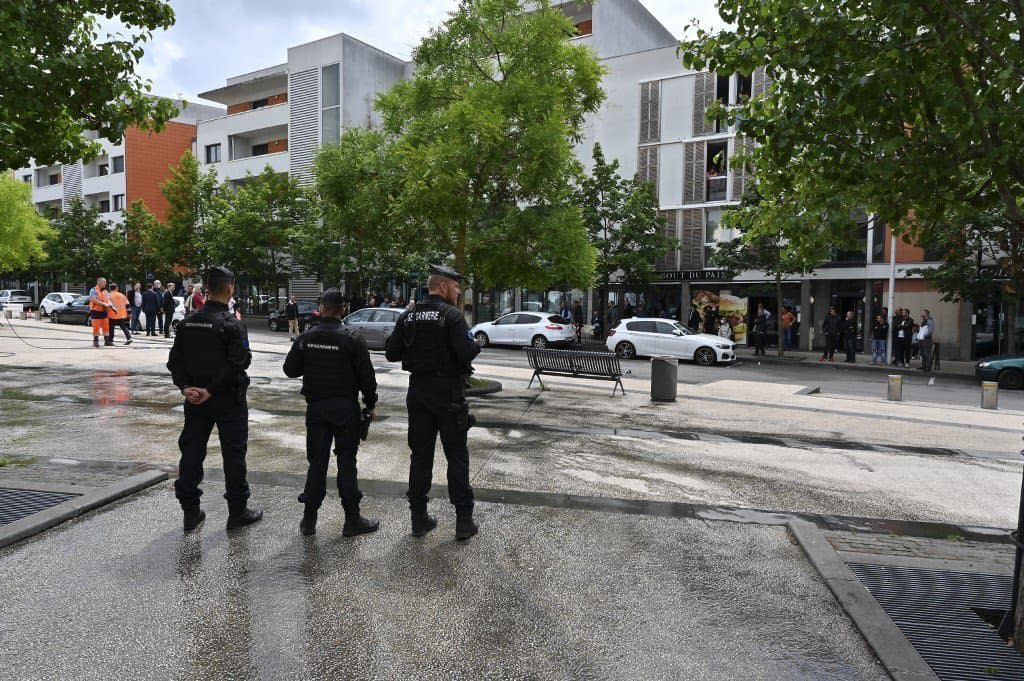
left=268, top=300, right=320, bottom=333
left=50, top=296, right=92, bottom=325
left=975, top=353, right=1024, bottom=389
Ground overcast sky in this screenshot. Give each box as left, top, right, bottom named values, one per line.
left=130, top=0, right=725, bottom=104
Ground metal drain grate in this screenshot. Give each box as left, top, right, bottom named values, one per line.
left=0, top=487, right=78, bottom=525
left=850, top=563, right=1024, bottom=681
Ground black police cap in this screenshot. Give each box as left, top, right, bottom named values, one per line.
left=320, top=288, right=344, bottom=306
left=429, top=264, right=463, bottom=283
left=206, top=265, right=234, bottom=284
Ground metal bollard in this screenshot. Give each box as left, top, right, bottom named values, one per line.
left=2, top=309, right=10, bottom=320
left=981, top=381, right=998, bottom=410
left=19, top=309, right=27, bottom=320
left=650, top=356, right=678, bottom=402
left=887, top=374, right=903, bottom=401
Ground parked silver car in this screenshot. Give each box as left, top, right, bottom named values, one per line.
left=0, top=289, right=34, bottom=310
left=342, top=307, right=403, bottom=349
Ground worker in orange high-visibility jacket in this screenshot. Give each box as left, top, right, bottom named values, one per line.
left=106, top=282, right=133, bottom=346
left=89, top=277, right=113, bottom=347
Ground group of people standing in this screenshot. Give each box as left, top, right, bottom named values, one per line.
left=86, top=277, right=208, bottom=347
left=822, top=305, right=935, bottom=371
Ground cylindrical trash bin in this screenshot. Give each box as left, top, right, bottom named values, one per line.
left=981, top=381, right=998, bottom=410
left=651, top=356, right=678, bottom=402
left=887, top=374, right=903, bottom=401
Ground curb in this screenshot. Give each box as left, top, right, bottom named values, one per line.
left=739, top=352, right=974, bottom=380
left=467, top=380, right=503, bottom=396
left=788, top=519, right=939, bottom=681
left=0, top=469, right=168, bottom=550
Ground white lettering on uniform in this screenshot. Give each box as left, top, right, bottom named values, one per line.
left=308, top=343, right=339, bottom=351
left=185, top=322, right=214, bottom=328
left=411, top=311, right=440, bottom=322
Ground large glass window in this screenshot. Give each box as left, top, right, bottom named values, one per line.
left=205, top=144, right=221, bottom=164
left=112, top=156, right=124, bottom=173
left=321, top=63, right=341, bottom=145
left=705, top=207, right=723, bottom=267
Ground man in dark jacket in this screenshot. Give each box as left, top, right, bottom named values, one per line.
left=284, top=288, right=379, bottom=537
left=702, top=305, right=718, bottom=334
left=900, top=309, right=916, bottom=367
left=820, top=307, right=840, bottom=362
left=284, top=296, right=299, bottom=341
left=841, top=311, right=858, bottom=363
left=162, top=282, right=177, bottom=338
left=142, top=284, right=161, bottom=336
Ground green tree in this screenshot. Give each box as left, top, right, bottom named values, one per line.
left=311, top=128, right=438, bottom=293
left=44, top=198, right=108, bottom=283
left=150, top=150, right=221, bottom=276
left=96, top=200, right=163, bottom=284
left=375, top=0, right=604, bottom=301
left=577, top=143, right=676, bottom=331
left=0, top=174, right=51, bottom=272
left=0, top=1, right=178, bottom=168
left=680, top=0, right=1024, bottom=349
left=208, top=166, right=318, bottom=298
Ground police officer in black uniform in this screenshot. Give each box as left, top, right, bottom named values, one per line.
left=167, top=266, right=262, bottom=532
left=385, top=264, right=481, bottom=540
left=283, top=288, right=380, bottom=537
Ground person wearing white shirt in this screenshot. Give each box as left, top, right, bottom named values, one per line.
left=917, top=310, right=935, bottom=373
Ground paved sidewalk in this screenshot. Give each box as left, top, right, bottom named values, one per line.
left=734, top=347, right=977, bottom=378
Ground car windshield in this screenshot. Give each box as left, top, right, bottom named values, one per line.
left=73, top=296, right=89, bottom=304
left=10, top=290, right=29, bottom=297
left=547, top=315, right=568, bottom=324
left=672, top=322, right=694, bottom=334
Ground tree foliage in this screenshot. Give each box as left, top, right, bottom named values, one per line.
left=681, top=1, right=1024, bottom=337
left=95, top=200, right=164, bottom=284
left=149, top=151, right=221, bottom=276
left=577, top=144, right=675, bottom=326
left=0, top=0, right=178, bottom=168
left=0, top=174, right=51, bottom=272
left=43, top=198, right=108, bottom=282
left=373, top=0, right=604, bottom=292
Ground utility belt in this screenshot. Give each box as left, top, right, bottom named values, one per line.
left=89, top=309, right=108, bottom=319
left=410, top=374, right=474, bottom=431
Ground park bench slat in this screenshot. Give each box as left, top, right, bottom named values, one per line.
left=522, top=347, right=625, bottom=397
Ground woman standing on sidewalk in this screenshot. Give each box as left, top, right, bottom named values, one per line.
left=870, top=314, right=888, bottom=365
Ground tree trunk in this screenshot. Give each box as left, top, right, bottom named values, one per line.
left=1007, top=281, right=1019, bottom=355
left=776, top=272, right=784, bottom=357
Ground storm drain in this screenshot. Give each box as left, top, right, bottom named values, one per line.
left=0, top=487, right=78, bottom=525
left=850, top=563, right=1024, bottom=680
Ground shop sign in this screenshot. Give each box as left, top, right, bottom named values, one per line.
left=657, top=270, right=731, bottom=282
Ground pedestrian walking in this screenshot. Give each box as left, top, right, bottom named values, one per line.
left=162, top=282, right=177, bottom=338
left=900, top=309, right=915, bottom=366
left=285, top=296, right=299, bottom=340
left=129, top=282, right=143, bottom=332
left=385, top=264, right=480, bottom=540
left=752, top=304, right=768, bottom=356
left=688, top=304, right=702, bottom=331
left=870, top=314, right=888, bottom=364
left=283, top=288, right=379, bottom=537
left=891, top=307, right=905, bottom=366
left=142, top=284, right=160, bottom=336
left=88, top=277, right=112, bottom=347
left=167, top=266, right=261, bottom=533
left=152, top=280, right=164, bottom=335
left=781, top=307, right=796, bottom=350
left=106, top=283, right=132, bottom=345
left=702, top=305, right=718, bottom=335
left=571, top=301, right=584, bottom=344
left=841, top=311, right=857, bottom=362
left=918, top=309, right=935, bottom=372
left=820, top=307, right=839, bottom=362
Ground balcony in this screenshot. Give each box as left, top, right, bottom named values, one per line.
left=221, top=151, right=289, bottom=182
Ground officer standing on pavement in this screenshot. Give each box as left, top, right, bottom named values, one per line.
left=385, top=264, right=481, bottom=540
left=283, top=288, right=380, bottom=537
left=167, top=266, right=262, bottom=533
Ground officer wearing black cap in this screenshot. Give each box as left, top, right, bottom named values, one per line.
left=167, top=266, right=262, bottom=532
left=385, top=264, right=481, bottom=540
left=283, top=288, right=380, bottom=537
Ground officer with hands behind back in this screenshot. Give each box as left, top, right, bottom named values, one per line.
left=283, top=288, right=380, bottom=537
left=167, top=266, right=262, bottom=533
left=385, top=264, right=481, bottom=540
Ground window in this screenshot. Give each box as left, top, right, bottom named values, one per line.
left=22, top=174, right=31, bottom=184
left=99, top=199, right=111, bottom=213
left=871, top=221, right=886, bottom=263
left=48, top=173, right=60, bottom=185
left=655, top=321, right=678, bottom=335
left=832, top=220, right=869, bottom=263
left=737, top=73, right=752, bottom=100
left=715, top=73, right=730, bottom=106
left=706, top=141, right=728, bottom=201
left=251, top=98, right=269, bottom=109
left=113, top=194, right=125, bottom=211
left=205, top=144, right=221, bottom=164
left=321, top=63, right=341, bottom=144
left=626, top=321, right=657, bottom=333
left=705, top=207, right=724, bottom=266
left=517, top=314, right=542, bottom=324
left=251, top=143, right=269, bottom=156
left=639, top=81, right=660, bottom=144
left=98, top=163, right=109, bottom=176
left=345, top=309, right=373, bottom=323
left=637, top=147, right=658, bottom=200
left=112, top=156, right=124, bottom=173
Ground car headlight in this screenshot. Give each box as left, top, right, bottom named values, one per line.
left=977, top=361, right=990, bottom=368
left=715, top=343, right=730, bottom=349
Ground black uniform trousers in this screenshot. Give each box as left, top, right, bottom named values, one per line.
left=145, top=310, right=158, bottom=335
left=163, top=310, right=174, bottom=337
left=175, top=392, right=250, bottom=510
left=300, top=397, right=363, bottom=512
left=406, top=377, right=474, bottom=516
left=822, top=333, right=838, bottom=359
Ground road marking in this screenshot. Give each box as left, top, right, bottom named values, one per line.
left=928, top=377, right=935, bottom=386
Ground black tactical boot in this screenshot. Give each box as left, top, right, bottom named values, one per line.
left=343, top=512, right=380, bottom=537
left=183, top=508, right=206, bottom=533
left=410, top=509, right=437, bottom=537
left=226, top=506, right=263, bottom=530
left=455, top=514, right=478, bottom=541
left=93, top=336, right=99, bottom=348
left=300, top=507, right=318, bottom=536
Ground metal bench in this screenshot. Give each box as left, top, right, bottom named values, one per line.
left=522, top=347, right=625, bottom=397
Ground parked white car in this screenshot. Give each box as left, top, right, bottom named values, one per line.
left=39, top=292, right=78, bottom=316
left=606, top=317, right=736, bottom=366
left=138, top=296, right=186, bottom=330
left=471, top=312, right=575, bottom=349
left=0, top=289, right=34, bottom=310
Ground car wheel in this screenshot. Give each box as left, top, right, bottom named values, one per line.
left=615, top=341, right=636, bottom=360
left=474, top=331, right=489, bottom=348
left=83, top=315, right=91, bottom=326
left=531, top=334, right=549, bottom=349
left=52, top=312, right=59, bottom=324
left=998, top=368, right=1024, bottom=390
left=694, top=347, right=716, bottom=367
